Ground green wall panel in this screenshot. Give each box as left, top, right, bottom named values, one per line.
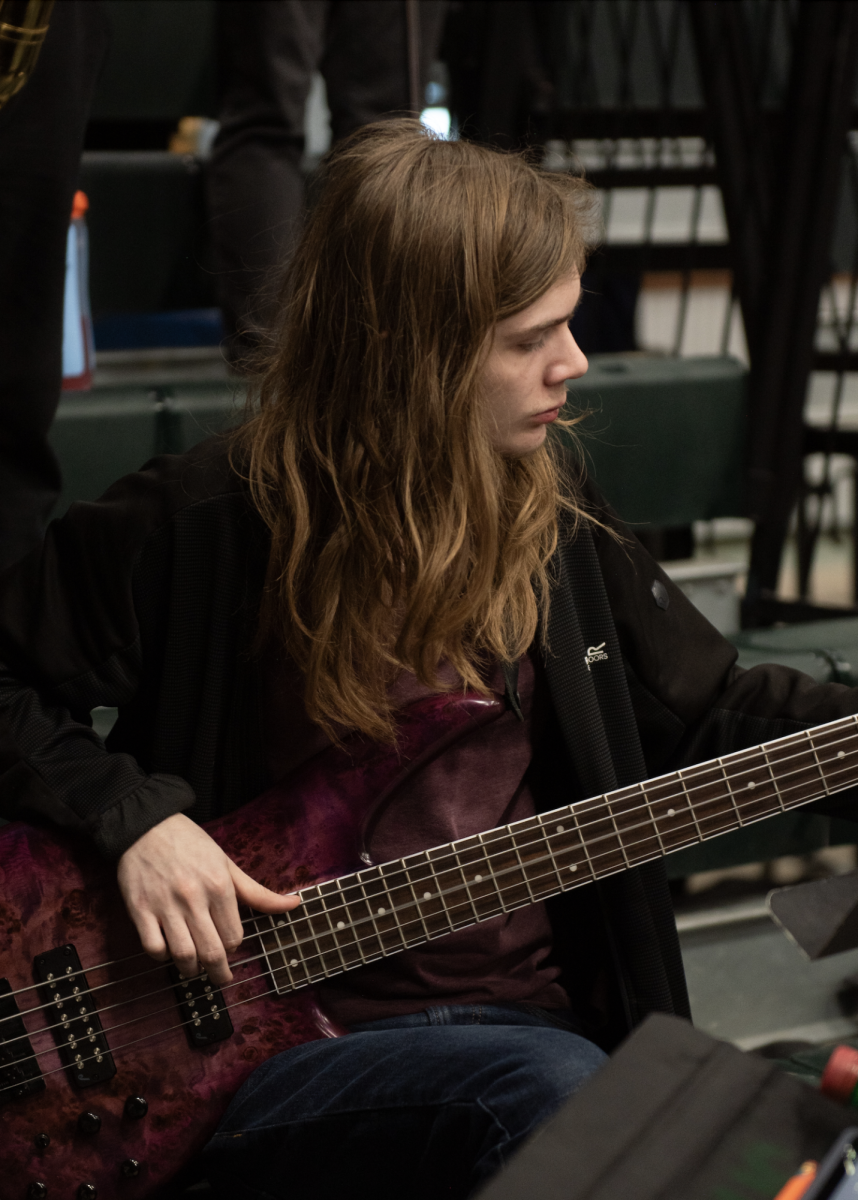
left=562, top=353, right=747, bottom=527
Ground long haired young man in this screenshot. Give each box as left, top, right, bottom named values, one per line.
left=1, top=122, right=856, bottom=1198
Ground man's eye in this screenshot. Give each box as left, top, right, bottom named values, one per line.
left=521, top=338, right=545, bottom=352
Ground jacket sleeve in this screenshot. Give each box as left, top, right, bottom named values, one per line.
left=0, top=463, right=198, bottom=859
left=585, top=486, right=858, bottom=785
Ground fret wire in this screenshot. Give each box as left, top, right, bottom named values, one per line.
left=639, top=781, right=667, bottom=855
left=718, top=757, right=744, bottom=826
left=353, top=874, right=386, bottom=960
left=255, top=915, right=284, bottom=985
left=569, top=806, right=597, bottom=878
left=334, top=877, right=368, bottom=965
left=416, top=849, right=440, bottom=908
left=389, top=864, right=423, bottom=949
left=451, top=847, right=482, bottom=923
left=537, top=814, right=564, bottom=887
left=805, top=729, right=831, bottom=794
left=376, top=863, right=407, bottom=947
left=267, top=913, right=305, bottom=987
left=401, top=863, right=435, bottom=943
left=297, top=889, right=330, bottom=971
left=425, top=850, right=457, bottom=934
left=603, top=797, right=633, bottom=868
left=314, top=888, right=350, bottom=973
left=677, top=769, right=706, bottom=840
left=476, top=831, right=509, bottom=912
left=510, top=826, right=538, bottom=903
left=523, top=817, right=561, bottom=900
left=760, top=745, right=787, bottom=812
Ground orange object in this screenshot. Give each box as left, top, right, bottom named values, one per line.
left=70, top=189, right=88, bottom=219
left=772, top=1161, right=820, bottom=1200
left=772, top=1161, right=817, bottom=1200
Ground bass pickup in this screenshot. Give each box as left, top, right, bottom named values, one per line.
left=0, top=978, right=46, bottom=1105
left=33, top=944, right=116, bottom=1088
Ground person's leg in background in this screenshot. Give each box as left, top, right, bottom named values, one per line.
left=206, top=0, right=449, bottom=369
left=0, top=1, right=109, bottom=570
left=322, top=0, right=448, bottom=139
left=206, top=0, right=327, bottom=368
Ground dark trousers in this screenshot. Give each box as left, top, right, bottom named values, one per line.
left=207, top=0, right=448, bottom=362
left=202, top=1002, right=608, bottom=1199
left=0, top=1, right=108, bottom=569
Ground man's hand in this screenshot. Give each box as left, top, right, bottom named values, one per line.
left=117, top=812, right=300, bottom=985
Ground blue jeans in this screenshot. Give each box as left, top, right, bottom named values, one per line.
left=202, top=1003, right=608, bottom=1199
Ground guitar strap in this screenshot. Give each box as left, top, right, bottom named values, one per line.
left=541, top=521, right=691, bottom=1027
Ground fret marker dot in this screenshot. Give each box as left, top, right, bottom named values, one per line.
left=570, top=864, right=578, bottom=872
left=474, top=874, right=483, bottom=882
left=667, top=808, right=676, bottom=817
left=423, top=892, right=432, bottom=900
left=337, top=921, right=345, bottom=930
left=289, top=959, right=298, bottom=968
left=839, top=751, right=846, bottom=759
left=556, top=825, right=565, bottom=834
left=747, top=781, right=755, bottom=790
left=377, top=907, right=386, bottom=916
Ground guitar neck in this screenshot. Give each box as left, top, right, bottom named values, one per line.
left=255, top=714, right=858, bottom=993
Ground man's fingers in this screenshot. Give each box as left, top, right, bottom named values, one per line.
left=229, top=861, right=301, bottom=913
left=209, top=881, right=245, bottom=954
left=163, top=911, right=234, bottom=986
left=159, top=914, right=202, bottom=980
left=131, top=910, right=169, bottom=962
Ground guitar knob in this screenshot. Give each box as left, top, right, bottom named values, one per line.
left=124, top=1094, right=148, bottom=1119
left=76, top=1186, right=97, bottom=1200
left=77, top=1111, right=101, bottom=1134
left=26, top=1184, right=47, bottom=1199
left=34, top=1132, right=50, bottom=1149
left=121, top=1160, right=141, bottom=1178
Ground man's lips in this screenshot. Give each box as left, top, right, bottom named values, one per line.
left=530, top=406, right=564, bottom=424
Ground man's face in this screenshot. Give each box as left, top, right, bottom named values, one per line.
left=480, top=273, right=588, bottom=458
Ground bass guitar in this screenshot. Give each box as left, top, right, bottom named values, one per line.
left=2, top=692, right=858, bottom=1199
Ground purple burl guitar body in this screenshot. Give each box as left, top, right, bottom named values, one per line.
left=0, top=693, right=504, bottom=1200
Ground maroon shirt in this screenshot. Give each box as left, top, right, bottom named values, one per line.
left=264, top=653, right=569, bottom=1025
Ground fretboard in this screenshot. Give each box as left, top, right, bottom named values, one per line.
left=253, top=713, right=858, bottom=993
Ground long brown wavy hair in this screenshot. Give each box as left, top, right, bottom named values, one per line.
left=232, top=119, right=599, bottom=741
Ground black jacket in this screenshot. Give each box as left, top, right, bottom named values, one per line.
left=2, top=436, right=857, bottom=1048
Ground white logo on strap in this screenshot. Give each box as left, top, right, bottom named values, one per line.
left=584, top=642, right=609, bottom=670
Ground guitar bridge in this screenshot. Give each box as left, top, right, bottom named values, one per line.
left=33, top=945, right=116, bottom=1088
left=168, top=966, right=233, bottom=1048
left=0, top=978, right=45, bottom=1105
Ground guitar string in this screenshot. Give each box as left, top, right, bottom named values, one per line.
left=4, top=749, right=857, bottom=1072
left=3, top=728, right=857, bottom=1035
left=5, top=725, right=858, bottom=1052
left=3, top=741, right=852, bottom=1098
left=6, top=718, right=854, bottom=1011
left=5, top=728, right=856, bottom=1037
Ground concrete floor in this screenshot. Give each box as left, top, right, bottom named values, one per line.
left=679, top=899, right=858, bottom=1050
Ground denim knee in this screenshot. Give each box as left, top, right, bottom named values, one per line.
left=203, top=1024, right=608, bottom=1199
